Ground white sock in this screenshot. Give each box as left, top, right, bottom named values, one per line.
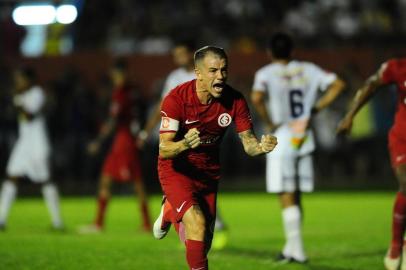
left=0, top=181, right=17, bottom=225
left=42, top=183, right=63, bottom=228
left=282, top=205, right=307, bottom=261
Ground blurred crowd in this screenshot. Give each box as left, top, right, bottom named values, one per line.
left=1, top=0, right=406, bottom=57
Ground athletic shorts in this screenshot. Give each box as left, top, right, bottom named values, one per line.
left=388, top=130, right=406, bottom=168
left=265, top=124, right=314, bottom=193
left=6, top=133, right=50, bottom=183
left=266, top=154, right=314, bottom=193
left=159, top=173, right=218, bottom=226
left=102, top=131, right=142, bottom=182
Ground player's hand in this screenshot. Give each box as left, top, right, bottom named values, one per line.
left=184, top=128, right=201, bottom=149
left=336, top=116, right=353, bottom=136
left=260, top=134, right=277, bottom=153
left=87, top=140, right=100, bottom=155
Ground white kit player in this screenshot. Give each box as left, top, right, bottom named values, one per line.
left=251, top=32, right=345, bottom=263
left=0, top=67, right=63, bottom=230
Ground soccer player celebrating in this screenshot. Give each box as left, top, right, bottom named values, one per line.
left=251, top=32, right=345, bottom=263
left=152, top=46, right=277, bottom=270
left=0, top=66, right=64, bottom=230
left=140, top=40, right=229, bottom=250
left=79, top=59, right=151, bottom=233
left=337, top=58, right=406, bottom=270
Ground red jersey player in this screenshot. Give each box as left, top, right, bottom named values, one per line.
left=337, top=59, right=406, bottom=270
left=79, top=59, right=151, bottom=233
left=152, top=46, right=278, bottom=270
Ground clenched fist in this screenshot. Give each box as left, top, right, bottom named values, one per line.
left=184, top=128, right=201, bottom=149
left=260, top=134, right=278, bottom=153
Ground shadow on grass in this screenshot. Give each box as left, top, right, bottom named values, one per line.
left=212, top=246, right=381, bottom=270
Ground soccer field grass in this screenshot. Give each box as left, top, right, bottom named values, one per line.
left=0, top=191, right=393, bottom=270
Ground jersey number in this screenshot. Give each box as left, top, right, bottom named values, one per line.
left=289, top=89, right=304, bottom=118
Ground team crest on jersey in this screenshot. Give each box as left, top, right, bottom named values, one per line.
left=218, top=113, right=232, bottom=127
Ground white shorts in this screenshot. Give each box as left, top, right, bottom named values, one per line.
left=6, top=133, right=50, bottom=183
left=265, top=123, right=315, bottom=193
left=266, top=154, right=314, bottom=193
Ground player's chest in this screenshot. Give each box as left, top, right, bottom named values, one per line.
left=181, top=102, right=233, bottom=133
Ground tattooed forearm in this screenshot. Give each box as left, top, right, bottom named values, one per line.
left=238, top=129, right=264, bottom=156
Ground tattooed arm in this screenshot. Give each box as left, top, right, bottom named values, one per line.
left=238, top=129, right=277, bottom=157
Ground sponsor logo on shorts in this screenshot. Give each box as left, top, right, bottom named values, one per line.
left=218, top=113, right=232, bottom=127
left=176, top=201, right=187, bottom=213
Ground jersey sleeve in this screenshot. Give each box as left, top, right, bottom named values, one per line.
left=309, top=63, right=337, bottom=91
left=22, top=87, right=45, bottom=114
left=159, top=93, right=182, bottom=133
left=161, top=72, right=177, bottom=98
left=233, top=93, right=253, bottom=133
left=252, top=69, right=268, bottom=92
left=380, top=59, right=397, bottom=84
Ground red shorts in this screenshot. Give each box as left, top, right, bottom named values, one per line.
left=388, top=130, right=406, bottom=168
left=102, top=130, right=142, bottom=182
left=160, top=172, right=218, bottom=224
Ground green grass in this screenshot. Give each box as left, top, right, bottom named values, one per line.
left=0, top=192, right=394, bottom=270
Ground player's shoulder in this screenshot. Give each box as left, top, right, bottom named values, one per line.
left=167, top=67, right=186, bottom=79
left=383, top=58, right=406, bottom=70
left=165, top=79, right=195, bottom=100
left=255, top=63, right=274, bottom=75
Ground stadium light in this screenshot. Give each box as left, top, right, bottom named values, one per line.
left=56, top=5, right=78, bottom=24
left=12, top=4, right=78, bottom=26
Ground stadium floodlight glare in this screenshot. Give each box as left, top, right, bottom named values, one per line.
left=56, top=5, right=78, bottom=24
left=12, top=4, right=78, bottom=26
left=13, top=5, right=56, bottom=26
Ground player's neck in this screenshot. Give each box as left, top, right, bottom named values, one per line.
left=195, top=81, right=213, bottom=105
left=196, top=89, right=212, bottom=105
left=272, top=58, right=290, bottom=65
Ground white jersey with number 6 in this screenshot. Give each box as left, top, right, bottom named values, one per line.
left=253, top=60, right=337, bottom=193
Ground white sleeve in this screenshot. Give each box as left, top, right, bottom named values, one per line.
left=161, top=73, right=177, bottom=98
left=310, top=64, right=337, bottom=92
left=252, top=70, right=267, bottom=92
left=22, top=87, right=45, bottom=114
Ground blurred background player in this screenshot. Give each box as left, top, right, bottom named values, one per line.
left=139, top=40, right=229, bottom=249
left=79, top=58, right=151, bottom=233
left=139, top=39, right=197, bottom=143
left=152, top=46, right=277, bottom=270
left=337, top=58, right=406, bottom=270
left=251, top=32, right=345, bottom=263
left=0, top=66, right=63, bottom=230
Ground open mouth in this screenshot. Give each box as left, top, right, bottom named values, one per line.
left=213, top=83, right=224, bottom=93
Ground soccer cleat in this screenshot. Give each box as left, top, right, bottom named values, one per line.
left=77, top=224, right=102, bottom=234
left=275, top=252, right=308, bottom=264
left=384, top=250, right=400, bottom=270
left=211, top=229, right=228, bottom=250
left=153, top=197, right=171, bottom=240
